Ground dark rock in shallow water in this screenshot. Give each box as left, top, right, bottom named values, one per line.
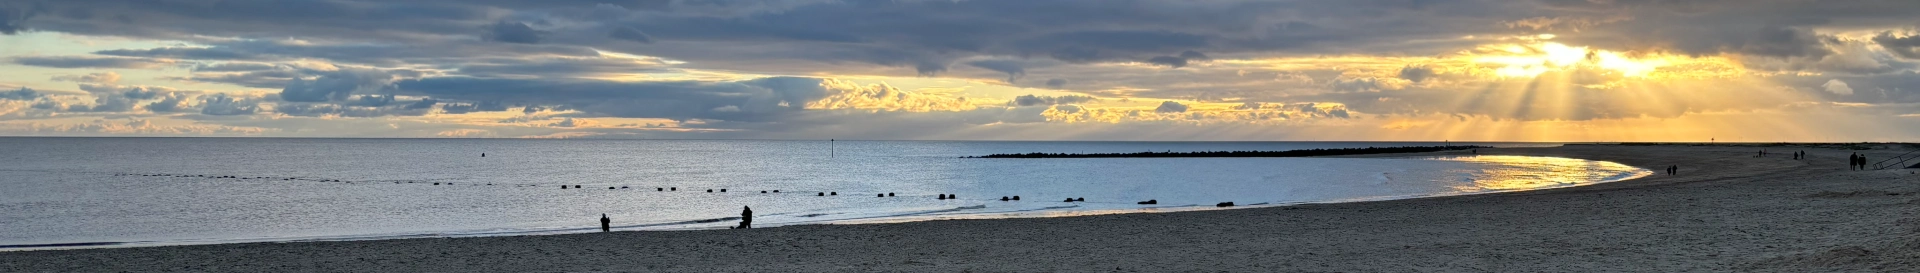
left=830, top=192, right=837, bottom=195
left=1138, top=199, right=1157, bottom=205
left=1064, top=198, right=1075, bottom=202
left=818, top=192, right=825, bottom=196
left=1012, top=196, right=1020, bottom=200
left=1216, top=202, right=1235, bottom=207
left=1000, top=196, right=1010, bottom=201
left=1075, top=197, right=1084, bottom=202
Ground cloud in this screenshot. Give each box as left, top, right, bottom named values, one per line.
left=440, top=101, right=509, bottom=114
left=191, top=62, right=280, bottom=72
left=95, top=47, right=258, bottom=60
left=1146, top=56, right=1188, bottom=68
left=280, top=69, right=396, bottom=102
left=966, top=60, right=1026, bottom=83
left=608, top=26, right=654, bottom=43
left=0, top=87, right=44, bottom=100
left=486, top=21, right=543, bottom=44
left=13, top=118, right=269, bottom=135
left=1045, top=78, right=1068, bottom=88
left=1155, top=101, right=1188, bottom=113
left=1329, top=77, right=1407, bottom=92
left=50, top=72, right=121, bottom=84
left=1875, top=32, right=1920, bottom=59
left=393, top=76, right=970, bottom=122
left=144, top=92, right=194, bottom=112
left=11, top=56, right=174, bottom=69
left=199, top=94, right=260, bottom=116
left=549, top=117, right=594, bottom=127
left=1398, top=65, right=1436, bottom=83
left=1823, top=79, right=1855, bottom=95
left=1008, top=94, right=1096, bottom=107
left=0, top=2, right=41, bottom=35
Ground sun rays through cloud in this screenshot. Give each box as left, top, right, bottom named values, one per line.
left=0, top=0, right=1917, bottom=141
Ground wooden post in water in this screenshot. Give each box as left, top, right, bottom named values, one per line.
left=830, top=139, right=835, bottom=158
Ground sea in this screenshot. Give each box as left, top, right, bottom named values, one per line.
left=0, top=138, right=1649, bottom=250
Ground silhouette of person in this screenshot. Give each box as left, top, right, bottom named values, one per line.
left=1861, top=155, right=1869, bottom=170
left=738, top=206, right=753, bottom=229
left=1850, top=153, right=1860, bottom=170
left=600, top=214, right=610, bottom=232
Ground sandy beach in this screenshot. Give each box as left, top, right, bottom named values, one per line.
left=5, top=144, right=1920, bottom=272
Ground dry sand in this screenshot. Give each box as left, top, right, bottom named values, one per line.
left=6, top=144, right=1920, bottom=272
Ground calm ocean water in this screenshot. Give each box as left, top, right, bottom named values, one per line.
left=0, top=138, right=1646, bottom=249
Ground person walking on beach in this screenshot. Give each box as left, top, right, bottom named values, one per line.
left=600, top=214, right=611, bottom=232
left=1850, top=153, right=1860, bottom=170
left=737, top=206, right=753, bottom=229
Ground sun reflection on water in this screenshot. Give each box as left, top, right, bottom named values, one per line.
left=1426, top=155, right=1652, bottom=193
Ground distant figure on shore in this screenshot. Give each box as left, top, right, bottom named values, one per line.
left=737, top=206, right=753, bottom=229
left=1860, top=155, right=1869, bottom=170
left=1850, top=153, right=1860, bottom=170
left=600, top=214, right=610, bottom=232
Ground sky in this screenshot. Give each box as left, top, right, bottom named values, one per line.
left=1, top=0, right=1918, bottom=141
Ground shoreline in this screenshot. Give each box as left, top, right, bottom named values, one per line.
left=0, top=153, right=1640, bottom=252
left=6, top=144, right=1920, bottom=271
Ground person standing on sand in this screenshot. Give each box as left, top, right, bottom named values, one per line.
left=738, top=206, right=753, bottom=229
left=601, top=214, right=611, bottom=232
left=1850, top=153, right=1860, bottom=170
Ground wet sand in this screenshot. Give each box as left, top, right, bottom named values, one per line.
left=5, top=144, right=1920, bottom=272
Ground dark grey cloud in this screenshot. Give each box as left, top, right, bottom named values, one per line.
left=486, top=21, right=543, bottom=44
left=455, top=56, right=674, bottom=78
left=0, top=1, right=43, bottom=35
left=144, top=93, right=193, bottom=112
left=11, top=56, right=172, bottom=69
left=0, top=87, right=44, bottom=100
left=199, top=94, right=260, bottom=116
left=440, top=101, right=509, bottom=114
left=191, top=62, right=279, bottom=72
left=1154, top=101, right=1188, bottom=113
left=1008, top=94, right=1096, bottom=107
left=392, top=76, right=906, bottom=122
left=1399, top=65, right=1436, bottom=83
left=966, top=60, right=1025, bottom=83
left=608, top=26, right=654, bottom=43
left=273, top=102, right=428, bottom=117
left=279, top=69, right=396, bottom=102
left=1875, top=32, right=1920, bottom=59
left=1045, top=78, right=1068, bottom=88
left=170, top=69, right=305, bottom=89
left=1145, top=56, right=1187, bottom=68
left=95, top=47, right=258, bottom=60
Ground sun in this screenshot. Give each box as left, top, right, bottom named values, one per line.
left=1473, top=41, right=1673, bottom=79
